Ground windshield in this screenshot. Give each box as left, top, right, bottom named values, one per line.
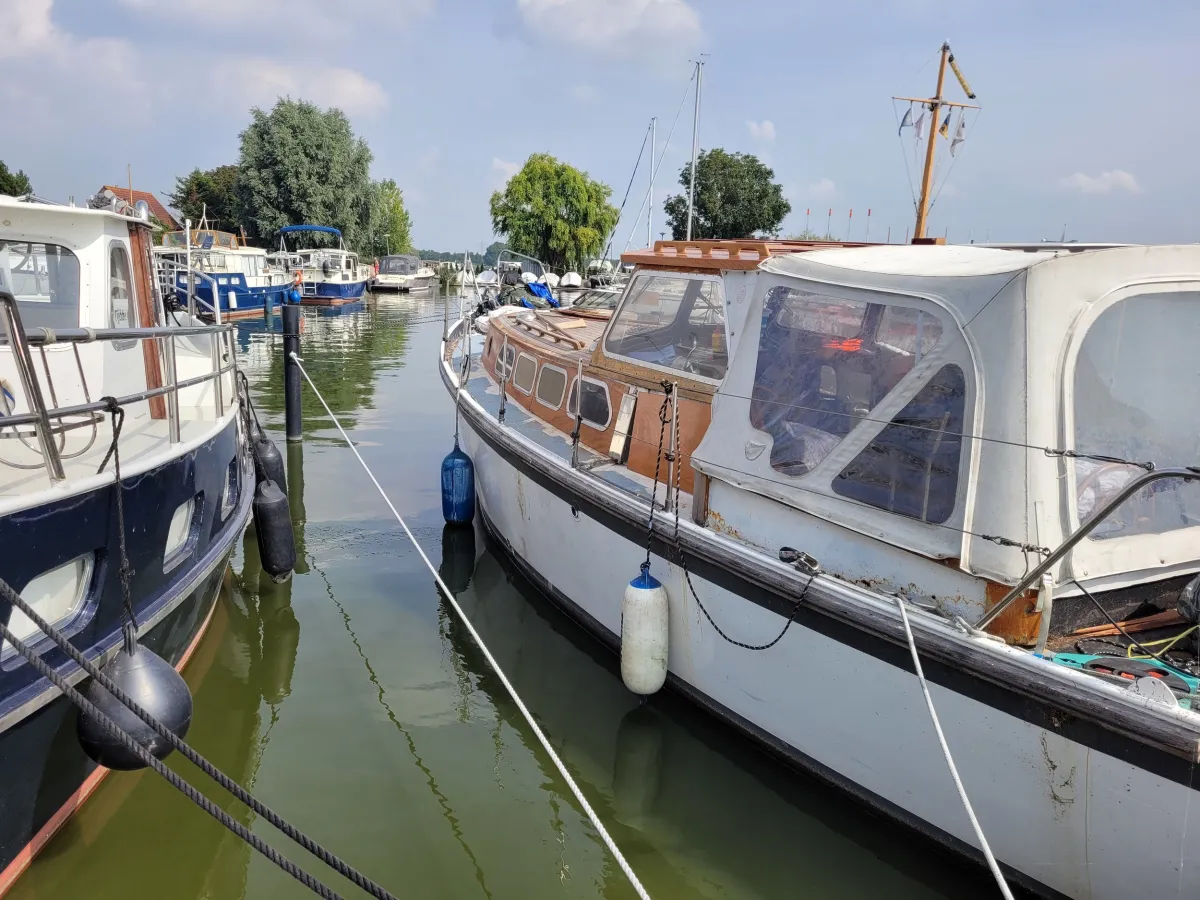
left=571, top=289, right=621, bottom=311
left=0, top=241, right=81, bottom=330
left=380, top=257, right=414, bottom=274
left=603, top=273, right=727, bottom=380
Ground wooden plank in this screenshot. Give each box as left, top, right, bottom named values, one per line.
left=128, top=223, right=166, bottom=420
left=1071, top=609, right=1186, bottom=638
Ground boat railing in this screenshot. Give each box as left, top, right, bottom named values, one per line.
left=0, top=289, right=239, bottom=486
left=153, top=256, right=224, bottom=324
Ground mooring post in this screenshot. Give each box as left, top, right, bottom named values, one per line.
left=282, top=302, right=302, bottom=442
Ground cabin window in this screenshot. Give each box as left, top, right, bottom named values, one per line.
left=567, top=377, right=612, bottom=429
left=512, top=352, right=537, bottom=394
left=1073, top=290, right=1200, bottom=539
left=495, top=342, right=515, bottom=381
left=833, top=365, right=966, bottom=524
left=0, top=241, right=81, bottom=330
left=109, top=243, right=139, bottom=350
left=604, top=273, right=727, bottom=380
left=536, top=365, right=568, bottom=410
left=751, top=285, right=944, bottom=477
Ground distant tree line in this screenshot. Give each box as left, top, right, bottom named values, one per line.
left=417, top=242, right=508, bottom=267
left=169, top=99, right=412, bottom=259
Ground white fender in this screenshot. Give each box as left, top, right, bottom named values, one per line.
left=621, top=564, right=669, bottom=695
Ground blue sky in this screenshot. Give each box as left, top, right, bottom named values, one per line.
left=4, top=0, right=1198, bottom=250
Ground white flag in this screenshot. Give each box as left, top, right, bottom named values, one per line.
left=913, top=112, right=925, bottom=140
left=898, top=107, right=913, bottom=135
left=950, top=117, right=966, bottom=157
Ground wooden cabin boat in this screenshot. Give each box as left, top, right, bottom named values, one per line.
left=0, top=195, right=253, bottom=891
left=442, top=237, right=1200, bottom=900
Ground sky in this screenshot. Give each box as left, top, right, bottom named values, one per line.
left=3, top=0, right=1199, bottom=251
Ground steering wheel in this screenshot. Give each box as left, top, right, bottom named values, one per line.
left=678, top=332, right=701, bottom=374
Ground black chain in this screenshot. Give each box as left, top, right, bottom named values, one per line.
left=97, top=397, right=137, bottom=654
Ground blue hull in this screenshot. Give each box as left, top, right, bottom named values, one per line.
left=175, top=275, right=291, bottom=318
left=0, top=417, right=253, bottom=884
left=305, top=280, right=368, bottom=302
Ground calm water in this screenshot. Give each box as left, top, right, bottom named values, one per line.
left=10, top=293, right=1005, bottom=899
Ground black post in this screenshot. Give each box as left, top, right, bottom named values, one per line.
left=282, top=303, right=302, bottom=442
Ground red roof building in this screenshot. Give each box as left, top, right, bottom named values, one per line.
left=99, top=186, right=181, bottom=231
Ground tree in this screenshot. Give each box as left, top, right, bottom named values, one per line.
left=363, top=179, right=413, bottom=258
left=236, top=99, right=375, bottom=252
left=0, top=161, right=32, bottom=196
left=169, top=165, right=240, bottom=231
left=489, top=154, right=617, bottom=272
left=481, top=241, right=508, bottom=267
left=663, top=149, right=791, bottom=240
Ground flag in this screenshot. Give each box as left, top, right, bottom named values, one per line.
left=913, top=112, right=925, bottom=139
left=938, top=112, right=951, bottom=138
left=950, top=116, right=966, bottom=157
left=898, top=107, right=913, bottom=135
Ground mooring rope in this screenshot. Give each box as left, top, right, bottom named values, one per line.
left=290, top=351, right=653, bottom=900
left=894, top=595, right=1014, bottom=900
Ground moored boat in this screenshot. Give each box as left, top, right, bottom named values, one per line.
left=372, top=254, right=436, bottom=292
left=0, top=194, right=254, bottom=892
left=442, top=236, right=1200, bottom=899
left=274, top=225, right=370, bottom=305
left=154, top=226, right=291, bottom=320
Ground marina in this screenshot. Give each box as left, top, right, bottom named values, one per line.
left=1, top=7, right=1198, bottom=897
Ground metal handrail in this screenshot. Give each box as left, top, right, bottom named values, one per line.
left=0, top=290, right=238, bottom=485
left=496, top=249, right=550, bottom=279
left=975, top=466, right=1200, bottom=631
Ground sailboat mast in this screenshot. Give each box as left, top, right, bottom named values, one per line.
left=913, top=43, right=949, bottom=241
left=648, top=117, right=656, bottom=248
left=686, top=60, right=703, bottom=241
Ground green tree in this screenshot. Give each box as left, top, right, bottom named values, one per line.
left=481, top=241, right=508, bottom=267
left=489, top=154, right=617, bottom=272
left=364, top=179, right=413, bottom=258
left=236, top=99, right=375, bottom=251
left=0, top=161, right=33, bottom=196
left=169, top=165, right=240, bottom=231
left=663, top=149, right=791, bottom=240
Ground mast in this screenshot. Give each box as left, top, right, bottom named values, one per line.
left=686, top=60, right=704, bottom=241
left=896, top=42, right=979, bottom=242
left=648, top=117, right=656, bottom=248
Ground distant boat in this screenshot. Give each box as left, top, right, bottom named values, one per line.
left=372, top=254, right=435, bottom=292
left=273, top=225, right=370, bottom=305
left=154, top=227, right=290, bottom=320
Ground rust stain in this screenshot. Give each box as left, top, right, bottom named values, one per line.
left=707, top=509, right=745, bottom=543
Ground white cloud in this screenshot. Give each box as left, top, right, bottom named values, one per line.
left=215, top=60, right=388, bottom=116
left=806, top=178, right=837, bottom=200
left=516, top=0, right=701, bottom=58
left=1059, top=170, right=1141, bottom=195
left=570, top=84, right=603, bottom=105
left=492, top=158, right=520, bottom=187
left=746, top=120, right=776, bottom=141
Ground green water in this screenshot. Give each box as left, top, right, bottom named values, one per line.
left=10, top=293, right=1006, bottom=899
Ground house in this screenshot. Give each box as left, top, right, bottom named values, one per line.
left=98, top=186, right=181, bottom=231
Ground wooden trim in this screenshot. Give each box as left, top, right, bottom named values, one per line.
left=621, top=239, right=873, bottom=272
left=128, top=224, right=166, bottom=420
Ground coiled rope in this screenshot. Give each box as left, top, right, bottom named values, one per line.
left=894, top=595, right=1014, bottom=899
left=290, top=351, right=653, bottom=900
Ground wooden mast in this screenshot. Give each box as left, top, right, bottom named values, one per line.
left=896, top=43, right=980, bottom=242
left=914, top=44, right=949, bottom=241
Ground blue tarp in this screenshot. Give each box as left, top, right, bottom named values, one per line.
left=526, top=281, right=559, bottom=307
left=279, top=225, right=343, bottom=237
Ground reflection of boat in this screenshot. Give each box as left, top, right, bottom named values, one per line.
left=455, top=531, right=1004, bottom=897
left=372, top=255, right=435, bottom=292
left=154, top=225, right=290, bottom=320
left=0, top=195, right=253, bottom=892
left=273, top=225, right=370, bottom=305
left=443, top=228, right=1200, bottom=900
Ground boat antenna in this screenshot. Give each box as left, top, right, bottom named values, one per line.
left=685, top=57, right=706, bottom=240
left=894, top=42, right=979, bottom=241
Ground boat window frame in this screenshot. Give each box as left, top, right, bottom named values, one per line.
left=535, top=363, right=569, bottom=411
left=511, top=351, right=537, bottom=395
left=599, top=269, right=729, bottom=384
left=567, top=376, right=613, bottom=430
left=107, top=239, right=139, bottom=350
left=1059, top=278, right=1200, bottom=579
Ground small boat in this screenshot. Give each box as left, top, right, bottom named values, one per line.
left=0, top=194, right=253, bottom=889
left=443, top=232, right=1200, bottom=900
left=372, top=254, right=436, bottom=292
left=275, top=225, right=370, bottom=305
left=154, top=226, right=291, bottom=320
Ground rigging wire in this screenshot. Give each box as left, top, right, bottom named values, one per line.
left=602, top=123, right=652, bottom=262
left=892, top=100, right=920, bottom=211
left=290, top=351, right=653, bottom=900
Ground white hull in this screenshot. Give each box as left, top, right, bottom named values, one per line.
left=449, top=366, right=1200, bottom=900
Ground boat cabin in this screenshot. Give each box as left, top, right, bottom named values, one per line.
left=476, top=239, right=1200, bottom=645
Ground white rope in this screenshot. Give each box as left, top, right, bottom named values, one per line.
left=895, top=596, right=1014, bottom=899
left=289, top=352, right=653, bottom=900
